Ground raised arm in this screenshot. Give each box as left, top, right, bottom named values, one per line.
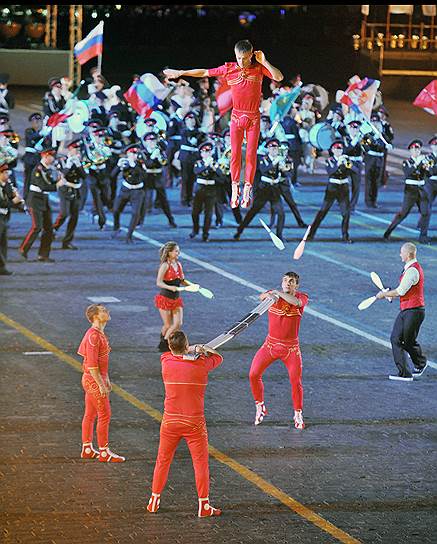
left=164, top=68, right=209, bottom=80
left=254, top=50, right=283, bottom=82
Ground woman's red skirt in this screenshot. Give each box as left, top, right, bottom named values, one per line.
left=154, top=294, right=184, bottom=311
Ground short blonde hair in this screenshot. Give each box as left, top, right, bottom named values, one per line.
left=85, top=304, right=105, bottom=323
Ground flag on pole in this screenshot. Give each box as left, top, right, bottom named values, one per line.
left=74, top=21, right=104, bottom=66
left=269, top=86, right=302, bottom=123
left=123, top=73, right=170, bottom=118
left=215, top=77, right=233, bottom=116
left=340, top=75, right=380, bottom=119
left=413, top=80, right=437, bottom=116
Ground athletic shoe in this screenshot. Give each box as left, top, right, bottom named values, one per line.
left=98, top=447, right=125, bottom=462
left=81, top=443, right=99, bottom=459
left=147, top=493, right=161, bottom=513
left=241, top=183, right=253, bottom=208
left=388, top=375, right=413, bottom=382
left=293, top=410, right=305, bottom=430
left=198, top=498, right=222, bottom=517
left=412, top=362, right=428, bottom=377
left=254, top=401, right=267, bottom=426
left=230, top=182, right=240, bottom=208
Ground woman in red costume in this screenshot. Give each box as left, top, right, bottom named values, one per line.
left=78, top=304, right=125, bottom=462
left=164, top=40, right=283, bottom=209
left=155, top=241, right=188, bottom=352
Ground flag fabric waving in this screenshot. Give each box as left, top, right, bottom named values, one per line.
left=413, top=80, right=437, bottom=116
left=340, top=75, right=380, bottom=119
left=74, top=21, right=104, bottom=66
left=269, top=86, right=302, bottom=123
left=123, top=73, right=170, bottom=118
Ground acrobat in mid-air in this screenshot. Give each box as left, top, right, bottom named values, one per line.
left=164, top=40, right=283, bottom=208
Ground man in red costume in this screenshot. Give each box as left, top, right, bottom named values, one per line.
left=249, top=271, right=308, bottom=429
left=376, top=242, right=428, bottom=381
left=78, top=304, right=125, bottom=462
left=164, top=40, right=283, bottom=208
left=147, top=330, right=223, bottom=517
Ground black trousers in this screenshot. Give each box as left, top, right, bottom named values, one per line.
left=192, top=184, right=216, bottom=238
left=113, top=188, right=145, bottom=239
left=349, top=164, right=362, bottom=210
left=53, top=195, right=80, bottom=244
left=87, top=171, right=110, bottom=227
left=385, top=186, right=429, bottom=238
left=180, top=159, right=196, bottom=205
left=20, top=206, right=53, bottom=258
left=421, top=179, right=437, bottom=236
left=309, top=183, right=350, bottom=239
left=143, top=175, right=174, bottom=224
left=288, top=150, right=302, bottom=186
left=278, top=182, right=305, bottom=226
left=237, top=184, right=285, bottom=239
left=0, top=215, right=8, bottom=268
left=214, top=176, right=242, bottom=226
left=364, top=155, right=384, bottom=206
left=390, top=308, right=426, bottom=377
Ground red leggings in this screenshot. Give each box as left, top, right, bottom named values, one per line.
left=230, top=110, right=261, bottom=185
left=249, top=340, right=303, bottom=411
left=151, top=414, right=209, bottom=498
left=81, top=374, right=111, bottom=448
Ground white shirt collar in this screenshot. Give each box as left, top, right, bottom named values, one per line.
left=404, top=258, right=417, bottom=271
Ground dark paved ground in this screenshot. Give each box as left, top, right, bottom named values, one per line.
left=1, top=89, right=436, bottom=544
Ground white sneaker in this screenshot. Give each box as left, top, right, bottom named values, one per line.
left=254, top=402, right=267, bottom=425
left=241, top=183, right=253, bottom=208
left=388, top=375, right=413, bottom=382
left=230, top=182, right=240, bottom=208
left=412, top=362, right=428, bottom=377
left=293, top=410, right=305, bottom=429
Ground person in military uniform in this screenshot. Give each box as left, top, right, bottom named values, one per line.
left=281, top=108, right=303, bottom=187
left=234, top=138, right=287, bottom=243
left=179, top=111, right=206, bottom=206
left=343, top=120, right=363, bottom=212
left=307, top=140, right=357, bottom=243
left=0, top=120, right=19, bottom=186
left=0, top=73, right=15, bottom=116
left=420, top=136, right=437, bottom=242
left=111, top=143, right=146, bottom=243
left=43, top=77, right=66, bottom=117
left=362, top=112, right=389, bottom=208
left=53, top=139, right=86, bottom=250
left=165, top=102, right=186, bottom=187
left=190, top=141, right=222, bottom=242
left=19, top=146, right=64, bottom=261
left=383, top=140, right=431, bottom=244
left=0, top=163, right=25, bottom=275
left=378, top=106, right=394, bottom=187
left=22, top=112, right=44, bottom=199
left=141, top=132, right=177, bottom=228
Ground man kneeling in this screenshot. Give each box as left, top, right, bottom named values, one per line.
left=147, top=330, right=223, bottom=517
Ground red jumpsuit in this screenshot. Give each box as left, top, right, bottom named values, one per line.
left=150, top=350, right=223, bottom=498
left=249, top=292, right=308, bottom=411
left=154, top=261, right=184, bottom=311
left=78, top=327, right=112, bottom=448
left=207, top=62, right=273, bottom=185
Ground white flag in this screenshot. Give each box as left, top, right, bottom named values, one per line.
left=389, top=5, right=414, bottom=15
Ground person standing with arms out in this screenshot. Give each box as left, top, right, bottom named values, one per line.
left=155, top=242, right=189, bottom=352
left=376, top=243, right=428, bottom=381
left=78, top=304, right=125, bottom=462
left=147, top=330, right=223, bottom=517
left=164, top=40, right=283, bottom=208
left=249, top=272, right=309, bottom=429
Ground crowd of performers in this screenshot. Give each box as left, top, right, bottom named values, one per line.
left=0, top=40, right=436, bottom=274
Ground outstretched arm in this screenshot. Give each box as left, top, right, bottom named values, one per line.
left=254, top=50, right=283, bottom=82
left=164, top=68, right=209, bottom=80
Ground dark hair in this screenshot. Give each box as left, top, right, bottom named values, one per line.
left=284, top=271, right=300, bottom=283
left=234, top=40, right=253, bottom=53
left=168, top=331, right=188, bottom=354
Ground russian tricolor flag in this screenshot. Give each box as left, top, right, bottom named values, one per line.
left=124, top=73, right=170, bottom=118
left=74, top=21, right=104, bottom=66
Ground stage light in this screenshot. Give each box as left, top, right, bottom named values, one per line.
left=411, top=35, right=419, bottom=49
left=421, top=36, right=429, bottom=49
left=91, top=10, right=98, bottom=19
left=352, top=34, right=361, bottom=51
left=390, top=35, right=398, bottom=48
left=397, top=34, right=405, bottom=48
left=115, top=5, right=122, bottom=10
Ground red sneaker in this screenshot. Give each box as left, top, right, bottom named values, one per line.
left=81, top=443, right=99, bottom=459
left=198, top=497, right=222, bottom=517
left=98, top=447, right=126, bottom=463
left=241, top=183, right=253, bottom=208
left=147, top=493, right=161, bottom=513
left=254, top=401, right=268, bottom=426
left=230, top=182, right=240, bottom=208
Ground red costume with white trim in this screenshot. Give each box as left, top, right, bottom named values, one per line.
left=150, top=350, right=223, bottom=501
left=154, top=261, right=184, bottom=311
left=207, top=62, right=273, bottom=186
left=78, top=327, right=112, bottom=448
left=249, top=292, right=308, bottom=411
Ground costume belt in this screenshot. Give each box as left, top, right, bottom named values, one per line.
left=145, top=168, right=163, bottom=174
left=367, top=150, right=384, bottom=157
left=25, top=147, right=37, bottom=153
left=65, top=181, right=82, bottom=189
left=29, top=184, right=49, bottom=194
left=122, top=181, right=144, bottom=189
left=285, top=134, right=296, bottom=139
left=197, top=178, right=216, bottom=185
left=261, top=175, right=280, bottom=185
left=329, top=178, right=349, bottom=185
left=348, top=155, right=363, bottom=161
left=430, top=175, right=437, bottom=180
left=180, top=144, right=198, bottom=152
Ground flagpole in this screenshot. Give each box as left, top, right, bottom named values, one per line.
left=97, top=53, right=102, bottom=74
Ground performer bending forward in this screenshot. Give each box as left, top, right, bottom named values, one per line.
left=147, top=331, right=223, bottom=517
left=78, top=304, right=125, bottom=462
left=155, top=241, right=188, bottom=352
left=249, top=272, right=308, bottom=429
left=164, top=40, right=283, bottom=208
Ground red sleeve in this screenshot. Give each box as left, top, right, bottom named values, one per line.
left=261, top=64, right=273, bottom=79
left=207, top=64, right=228, bottom=78
left=83, top=330, right=101, bottom=369
left=202, top=353, right=223, bottom=372
left=297, top=292, right=309, bottom=312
